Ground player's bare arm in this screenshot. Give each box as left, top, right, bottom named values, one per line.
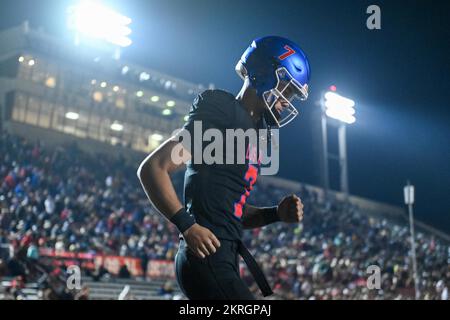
left=137, top=139, right=185, bottom=216
left=242, top=195, right=304, bottom=229
left=137, top=138, right=220, bottom=259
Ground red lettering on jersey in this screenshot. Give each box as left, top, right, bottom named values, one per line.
left=278, top=45, right=296, bottom=60
left=233, top=164, right=258, bottom=219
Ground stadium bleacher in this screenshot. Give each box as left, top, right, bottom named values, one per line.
left=0, top=131, right=448, bottom=300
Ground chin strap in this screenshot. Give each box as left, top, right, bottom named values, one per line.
left=258, top=118, right=279, bottom=164
left=266, top=124, right=279, bottom=151
left=263, top=108, right=277, bottom=128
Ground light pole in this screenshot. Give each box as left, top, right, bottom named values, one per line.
left=404, top=181, right=420, bottom=299
left=319, top=87, right=356, bottom=196
left=320, top=92, right=330, bottom=192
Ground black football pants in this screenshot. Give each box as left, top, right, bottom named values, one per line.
left=175, top=238, right=255, bottom=300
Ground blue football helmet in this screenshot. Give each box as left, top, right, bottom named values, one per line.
left=236, top=36, right=311, bottom=127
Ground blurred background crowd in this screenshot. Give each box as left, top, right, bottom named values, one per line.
left=0, top=131, right=448, bottom=300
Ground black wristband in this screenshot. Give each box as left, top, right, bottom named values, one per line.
left=170, top=208, right=196, bottom=233
left=262, top=206, right=280, bottom=225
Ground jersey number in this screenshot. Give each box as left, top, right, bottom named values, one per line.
left=233, top=164, right=258, bottom=219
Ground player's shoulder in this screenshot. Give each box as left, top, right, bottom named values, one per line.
left=193, top=89, right=235, bottom=108
left=198, top=89, right=235, bottom=102
left=190, top=89, right=237, bottom=118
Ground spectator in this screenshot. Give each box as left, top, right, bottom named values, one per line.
left=118, top=264, right=131, bottom=279
left=74, top=285, right=90, bottom=300
left=158, top=280, right=175, bottom=299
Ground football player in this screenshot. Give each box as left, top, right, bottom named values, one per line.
left=138, top=36, right=310, bottom=299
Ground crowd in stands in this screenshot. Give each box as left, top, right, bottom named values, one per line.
left=0, top=131, right=448, bottom=300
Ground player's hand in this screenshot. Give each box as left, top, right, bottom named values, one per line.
left=182, top=223, right=221, bottom=258
left=277, top=194, right=304, bottom=223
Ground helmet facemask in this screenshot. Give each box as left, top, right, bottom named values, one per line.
left=262, top=67, right=309, bottom=127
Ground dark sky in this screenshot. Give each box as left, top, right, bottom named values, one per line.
left=0, top=0, right=449, bottom=233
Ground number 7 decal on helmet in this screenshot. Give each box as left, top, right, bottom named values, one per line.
left=278, top=45, right=296, bottom=60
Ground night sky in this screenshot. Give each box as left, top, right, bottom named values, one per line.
left=0, top=0, right=449, bottom=233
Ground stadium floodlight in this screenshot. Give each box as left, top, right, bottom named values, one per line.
left=139, top=72, right=150, bottom=82
left=151, top=133, right=164, bottom=142
left=166, top=100, right=176, bottom=107
left=110, top=122, right=123, bottom=131
left=403, top=181, right=420, bottom=299
left=121, top=66, right=129, bottom=75
left=320, top=88, right=355, bottom=196
left=67, top=0, right=132, bottom=47
left=404, top=183, right=415, bottom=205
left=324, top=91, right=356, bottom=124
left=65, top=112, right=79, bottom=120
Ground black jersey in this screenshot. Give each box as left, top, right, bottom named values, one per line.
left=180, top=89, right=263, bottom=240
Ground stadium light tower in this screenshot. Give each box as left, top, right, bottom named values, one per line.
left=319, top=86, right=356, bottom=196
left=67, top=0, right=132, bottom=58
left=404, top=182, right=420, bottom=299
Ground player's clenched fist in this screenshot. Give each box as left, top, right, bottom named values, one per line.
left=183, top=223, right=221, bottom=258
left=277, top=194, right=304, bottom=223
